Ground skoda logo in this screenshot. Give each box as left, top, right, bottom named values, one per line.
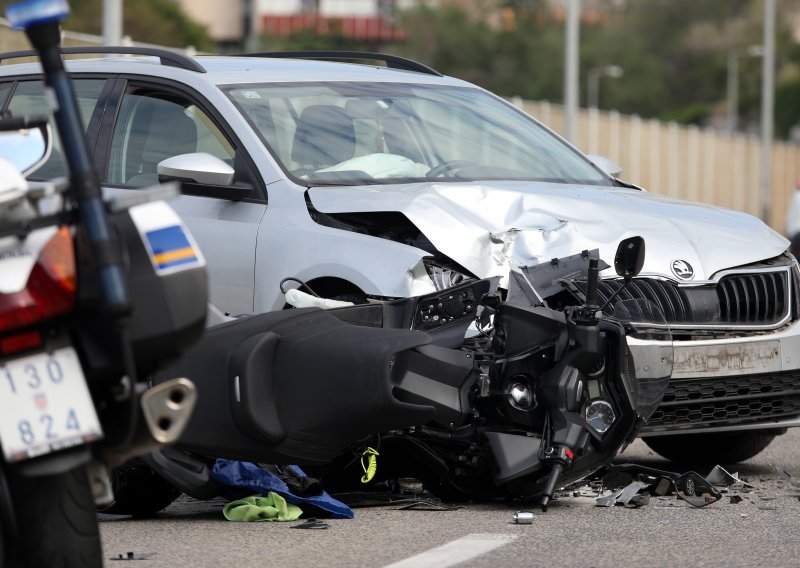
left=671, top=260, right=694, bottom=280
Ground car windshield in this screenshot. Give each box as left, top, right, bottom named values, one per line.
left=223, top=81, right=610, bottom=186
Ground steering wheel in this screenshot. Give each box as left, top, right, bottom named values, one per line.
left=426, top=160, right=476, bottom=178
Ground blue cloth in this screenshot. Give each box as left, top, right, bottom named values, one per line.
left=211, top=459, right=354, bottom=519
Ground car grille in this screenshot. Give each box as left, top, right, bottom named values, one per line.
left=642, top=371, right=800, bottom=431
left=598, top=266, right=792, bottom=329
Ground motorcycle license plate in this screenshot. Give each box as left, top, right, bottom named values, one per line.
left=0, top=347, right=103, bottom=463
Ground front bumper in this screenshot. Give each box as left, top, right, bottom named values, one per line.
left=634, top=318, right=800, bottom=436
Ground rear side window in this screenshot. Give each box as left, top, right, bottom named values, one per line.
left=5, top=79, right=106, bottom=178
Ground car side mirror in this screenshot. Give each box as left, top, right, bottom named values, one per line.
left=587, top=154, right=623, bottom=178
left=614, top=236, right=645, bottom=281
left=0, top=122, right=50, bottom=176
left=674, top=471, right=722, bottom=507
left=157, top=152, right=253, bottom=200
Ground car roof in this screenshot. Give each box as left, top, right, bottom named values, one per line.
left=0, top=53, right=473, bottom=89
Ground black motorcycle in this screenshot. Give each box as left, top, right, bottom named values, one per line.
left=113, top=238, right=679, bottom=515
left=0, top=2, right=207, bottom=566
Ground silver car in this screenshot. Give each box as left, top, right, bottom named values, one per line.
left=1, top=48, right=797, bottom=464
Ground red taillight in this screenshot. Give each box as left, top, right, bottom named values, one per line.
left=0, top=329, right=42, bottom=356
left=0, top=226, right=76, bottom=333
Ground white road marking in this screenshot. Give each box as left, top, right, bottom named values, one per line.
left=382, top=533, right=518, bottom=568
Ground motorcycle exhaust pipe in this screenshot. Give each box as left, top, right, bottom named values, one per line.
left=100, top=377, right=197, bottom=468
left=140, top=377, right=197, bottom=445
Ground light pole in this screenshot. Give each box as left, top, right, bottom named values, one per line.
left=587, top=65, right=623, bottom=109
left=760, top=0, right=775, bottom=223
left=102, top=0, right=122, bottom=46
left=564, top=0, right=580, bottom=143
left=726, top=45, right=764, bottom=134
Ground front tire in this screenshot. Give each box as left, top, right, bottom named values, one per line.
left=643, top=430, right=778, bottom=465
left=5, top=465, right=102, bottom=568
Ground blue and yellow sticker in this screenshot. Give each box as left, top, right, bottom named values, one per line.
left=145, top=225, right=201, bottom=273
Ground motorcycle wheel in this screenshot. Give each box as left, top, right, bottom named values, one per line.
left=5, top=465, right=102, bottom=568
left=100, top=458, right=181, bottom=517
left=643, top=430, right=778, bottom=465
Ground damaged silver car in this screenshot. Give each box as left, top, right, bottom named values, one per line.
left=1, top=49, right=797, bottom=464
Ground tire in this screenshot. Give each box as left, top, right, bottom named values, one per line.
left=100, top=458, right=181, bottom=517
left=5, top=465, right=102, bottom=568
left=643, top=430, right=778, bottom=465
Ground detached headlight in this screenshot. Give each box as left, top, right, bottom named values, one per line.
left=423, top=258, right=474, bottom=291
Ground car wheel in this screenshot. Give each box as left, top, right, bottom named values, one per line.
left=643, top=430, right=780, bottom=465
left=100, top=458, right=181, bottom=517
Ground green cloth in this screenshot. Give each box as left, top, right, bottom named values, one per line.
left=223, top=492, right=303, bottom=522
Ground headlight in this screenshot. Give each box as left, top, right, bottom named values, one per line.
left=423, top=258, right=474, bottom=291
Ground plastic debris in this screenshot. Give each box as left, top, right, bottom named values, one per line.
left=110, top=552, right=157, bottom=561
left=706, top=465, right=754, bottom=488
left=775, top=466, right=800, bottom=489
left=596, top=481, right=649, bottom=507
left=291, top=518, right=330, bottom=530
left=729, top=495, right=744, bottom=504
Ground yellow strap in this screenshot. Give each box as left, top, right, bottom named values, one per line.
left=360, top=447, right=379, bottom=484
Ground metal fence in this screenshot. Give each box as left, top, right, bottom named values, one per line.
left=2, top=22, right=799, bottom=234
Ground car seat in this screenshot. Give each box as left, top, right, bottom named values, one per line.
left=291, top=105, right=355, bottom=173
left=125, top=99, right=198, bottom=186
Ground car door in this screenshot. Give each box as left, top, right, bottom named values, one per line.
left=97, top=79, right=266, bottom=315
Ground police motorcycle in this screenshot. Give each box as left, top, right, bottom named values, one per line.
left=0, top=1, right=207, bottom=566
left=116, top=237, right=681, bottom=515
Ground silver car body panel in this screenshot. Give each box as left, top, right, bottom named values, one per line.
left=308, top=181, right=788, bottom=287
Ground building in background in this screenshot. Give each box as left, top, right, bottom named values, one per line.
left=176, top=0, right=440, bottom=47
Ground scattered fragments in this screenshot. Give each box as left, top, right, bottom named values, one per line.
left=706, top=465, right=754, bottom=489
left=290, top=518, right=330, bottom=530
left=109, top=552, right=157, bottom=561
left=397, top=500, right=461, bottom=511
left=729, top=495, right=743, bottom=504
left=775, top=466, right=800, bottom=489
left=596, top=481, right=649, bottom=507
left=513, top=511, right=534, bottom=524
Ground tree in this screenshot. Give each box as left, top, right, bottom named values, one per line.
left=0, top=0, right=212, bottom=50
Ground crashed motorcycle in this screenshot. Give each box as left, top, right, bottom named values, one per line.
left=0, top=2, right=207, bottom=566
left=115, top=238, right=677, bottom=514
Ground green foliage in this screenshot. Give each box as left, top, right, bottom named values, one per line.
left=776, top=74, right=800, bottom=138
left=0, top=0, right=212, bottom=50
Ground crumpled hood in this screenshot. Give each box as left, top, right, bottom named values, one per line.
left=308, top=181, right=789, bottom=282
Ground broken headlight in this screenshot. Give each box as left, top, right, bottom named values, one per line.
left=423, top=258, right=474, bottom=291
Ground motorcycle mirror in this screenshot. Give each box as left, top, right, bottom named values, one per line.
left=614, top=236, right=645, bottom=281
left=674, top=471, right=722, bottom=507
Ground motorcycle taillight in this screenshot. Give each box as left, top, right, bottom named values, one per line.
left=0, top=226, right=76, bottom=333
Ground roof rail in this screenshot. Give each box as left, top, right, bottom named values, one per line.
left=239, top=51, right=442, bottom=77
left=0, top=46, right=206, bottom=73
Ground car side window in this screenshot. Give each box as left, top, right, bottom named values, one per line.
left=5, top=79, right=106, bottom=179
left=106, top=90, right=235, bottom=187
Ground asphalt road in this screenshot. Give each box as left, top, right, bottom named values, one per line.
left=98, top=431, right=800, bottom=568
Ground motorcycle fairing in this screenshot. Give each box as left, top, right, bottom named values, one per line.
left=154, top=308, right=440, bottom=464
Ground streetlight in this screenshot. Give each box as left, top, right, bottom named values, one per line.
left=564, top=0, right=580, bottom=142
left=587, top=65, right=623, bottom=109
left=726, top=44, right=764, bottom=134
